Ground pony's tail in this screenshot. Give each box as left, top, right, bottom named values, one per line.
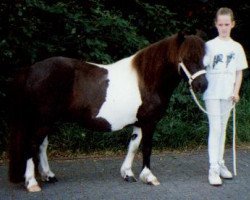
left=8, top=124, right=27, bottom=183
left=8, top=68, right=29, bottom=183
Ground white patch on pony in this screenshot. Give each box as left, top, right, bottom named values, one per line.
left=25, top=158, right=41, bottom=191
left=140, top=167, right=160, bottom=186
left=91, top=55, right=142, bottom=131
left=121, top=127, right=142, bottom=179
left=39, top=136, right=55, bottom=181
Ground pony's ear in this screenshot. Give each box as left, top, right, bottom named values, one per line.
left=177, top=31, right=186, bottom=44
left=195, top=29, right=207, bottom=40
left=178, top=29, right=207, bottom=41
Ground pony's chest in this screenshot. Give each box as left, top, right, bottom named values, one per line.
left=96, top=64, right=142, bottom=131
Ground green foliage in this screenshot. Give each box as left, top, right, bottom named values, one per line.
left=0, top=75, right=8, bottom=153
left=0, top=0, right=148, bottom=65
left=0, top=0, right=250, bottom=154
left=50, top=123, right=131, bottom=152
left=133, top=1, right=179, bottom=41
left=153, top=81, right=208, bottom=149
left=235, top=75, right=250, bottom=143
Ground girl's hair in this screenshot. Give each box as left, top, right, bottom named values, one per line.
left=215, top=7, right=234, bottom=22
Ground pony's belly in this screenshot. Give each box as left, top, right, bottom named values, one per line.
left=96, top=99, right=141, bottom=131
left=96, top=59, right=142, bottom=131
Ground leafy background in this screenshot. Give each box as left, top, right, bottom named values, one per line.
left=0, top=0, right=249, bottom=155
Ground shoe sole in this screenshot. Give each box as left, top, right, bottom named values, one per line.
left=220, top=176, right=233, bottom=179
left=210, top=183, right=222, bottom=187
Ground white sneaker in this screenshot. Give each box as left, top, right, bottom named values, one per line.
left=208, top=167, right=222, bottom=186
left=220, top=164, right=233, bottom=179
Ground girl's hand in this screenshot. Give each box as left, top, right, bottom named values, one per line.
left=232, top=94, right=240, bottom=103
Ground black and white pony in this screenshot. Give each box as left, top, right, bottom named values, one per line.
left=8, top=32, right=207, bottom=192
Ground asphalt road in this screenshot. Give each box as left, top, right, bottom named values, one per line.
left=0, top=148, right=250, bottom=200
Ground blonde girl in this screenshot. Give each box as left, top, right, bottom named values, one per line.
left=203, top=7, right=248, bottom=186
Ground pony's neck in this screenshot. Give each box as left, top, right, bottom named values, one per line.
left=132, top=37, right=180, bottom=93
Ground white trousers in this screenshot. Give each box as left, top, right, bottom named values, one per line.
left=205, top=99, right=233, bottom=168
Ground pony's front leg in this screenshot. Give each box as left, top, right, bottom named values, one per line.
left=25, top=158, right=41, bottom=192
left=121, top=126, right=142, bottom=182
left=39, top=136, right=57, bottom=183
left=139, top=123, right=160, bottom=186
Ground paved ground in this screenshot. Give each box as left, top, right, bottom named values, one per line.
left=0, top=147, right=250, bottom=200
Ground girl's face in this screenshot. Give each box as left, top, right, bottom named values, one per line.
left=215, top=14, right=235, bottom=39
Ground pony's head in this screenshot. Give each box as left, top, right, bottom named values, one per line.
left=133, top=31, right=208, bottom=93
left=176, top=32, right=208, bottom=93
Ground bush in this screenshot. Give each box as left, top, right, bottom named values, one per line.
left=1, top=1, right=249, bottom=155
left=235, top=72, right=250, bottom=143
left=0, top=0, right=149, bottom=65
left=48, top=123, right=132, bottom=153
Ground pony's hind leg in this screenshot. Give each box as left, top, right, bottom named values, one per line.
left=9, top=122, right=42, bottom=192
left=120, top=126, right=142, bottom=182
left=139, top=123, right=160, bottom=186
left=39, top=136, right=58, bottom=183
left=25, top=158, right=41, bottom=192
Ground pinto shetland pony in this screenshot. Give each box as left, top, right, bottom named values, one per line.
left=8, top=32, right=207, bottom=192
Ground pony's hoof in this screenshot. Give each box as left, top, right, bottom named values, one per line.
left=139, top=167, right=160, bottom=186
left=148, top=178, right=160, bottom=186
left=27, top=184, right=41, bottom=192
left=48, top=177, right=58, bottom=183
left=42, top=176, right=58, bottom=183
left=124, top=175, right=137, bottom=182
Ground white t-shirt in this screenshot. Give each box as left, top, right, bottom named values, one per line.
left=203, top=37, right=248, bottom=100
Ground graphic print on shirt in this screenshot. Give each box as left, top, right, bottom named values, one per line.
left=212, top=52, right=235, bottom=69
left=212, top=54, right=223, bottom=68
left=226, top=52, right=235, bottom=68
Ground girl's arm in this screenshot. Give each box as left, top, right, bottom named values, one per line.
left=232, top=70, right=243, bottom=103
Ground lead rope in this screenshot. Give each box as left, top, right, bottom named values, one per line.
left=233, top=106, right=237, bottom=176
left=189, top=87, right=237, bottom=176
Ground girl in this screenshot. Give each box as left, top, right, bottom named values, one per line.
left=203, top=7, right=248, bottom=186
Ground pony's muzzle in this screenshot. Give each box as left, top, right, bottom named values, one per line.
left=192, top=76, right=208, bottom=93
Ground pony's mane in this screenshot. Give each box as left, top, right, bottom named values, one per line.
left=132, top=34, right=205, bottom=91
left=132, top=34, right=180, bottom=91
left=179, top=35, right=205, bottom=65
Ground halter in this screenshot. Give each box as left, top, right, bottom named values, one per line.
left=178, top=61, right=207, bottom=86
left=178, top=61, right=237, bottom=176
